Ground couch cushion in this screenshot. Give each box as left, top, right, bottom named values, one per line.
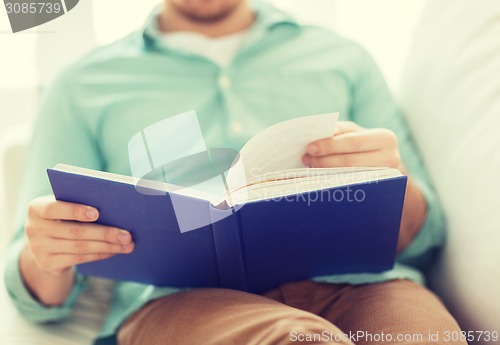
left=400, top=0, right=500, bottom=340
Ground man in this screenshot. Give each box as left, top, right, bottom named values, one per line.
left=5, top=0, right=465, bottom=344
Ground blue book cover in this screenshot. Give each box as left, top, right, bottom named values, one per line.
left=47, top=165, right=407, bottom=293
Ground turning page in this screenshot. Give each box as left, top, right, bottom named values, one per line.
left=226, top=113, right=338, bottom=190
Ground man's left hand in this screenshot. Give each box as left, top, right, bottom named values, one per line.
left=302, top=121, right=403, bottom=172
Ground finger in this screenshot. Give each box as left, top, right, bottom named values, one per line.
left=47, top=221, right=133, bottom=245
left=333, top=121, right=364, bottom=136
left=48, top=253, right=117, bottom=272
left=38, top=238, right=134, bottom=255
left=30, top=197, right=99, bottom=222
left=303, top=150, right=398, bottom=168
left=307, top=131, right=380, bottom=156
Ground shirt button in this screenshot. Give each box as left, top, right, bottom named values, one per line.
left=230, top=121, right=243, bottom=134
left=218, top=75, right=232, bottom=89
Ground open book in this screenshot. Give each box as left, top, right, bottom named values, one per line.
left=48, top=113, right=407, bottom=292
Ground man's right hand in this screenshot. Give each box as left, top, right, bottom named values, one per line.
left=19, top=195, right=134, bottom=305
left=25, top=195, right=134, bottom=276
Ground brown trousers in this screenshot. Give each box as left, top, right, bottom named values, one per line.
left=118, top=280, right=466, bottom=345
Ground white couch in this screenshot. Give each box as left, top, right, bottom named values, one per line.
left=400, top=0, right=500, bottom=343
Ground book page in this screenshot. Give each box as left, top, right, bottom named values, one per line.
left=228, top=168, right=401, bottom=206
left=226, top=113, right=338, bottom=191
left=241, top=167, right=389, bottom=189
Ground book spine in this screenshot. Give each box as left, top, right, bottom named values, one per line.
left=209, top=206, right=247, bottom=291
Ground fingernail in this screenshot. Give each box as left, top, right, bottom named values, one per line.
left=118, top=232, right=131, bottom=244
left=87, top=208, right=98, bottom=220
left=302, top=155, right=311, bottom=166
left=122, top=243, right=134, bottom=252
left=307, top=144, right=318, bottom=155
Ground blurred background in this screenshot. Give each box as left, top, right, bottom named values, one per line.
left=0, top=0, right=427, bottom=241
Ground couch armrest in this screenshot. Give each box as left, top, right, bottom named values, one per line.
left=1, top=125, right=32, bottom=244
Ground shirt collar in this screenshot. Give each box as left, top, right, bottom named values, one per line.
left=141, top=0, right=300, bottom=51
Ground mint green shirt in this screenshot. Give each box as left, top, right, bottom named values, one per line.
left=4, top=2, right=444, bottom=343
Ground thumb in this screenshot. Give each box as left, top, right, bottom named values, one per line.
left=334, top=121, right=364, bottom=136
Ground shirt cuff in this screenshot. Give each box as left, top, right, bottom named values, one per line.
left=3, top=238, right=89, bottom=323
left=396, top=177, right=446, bottom=268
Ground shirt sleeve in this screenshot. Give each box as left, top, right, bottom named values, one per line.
left=348, top=44, right=446, bottom=269
left=3, top=69, right=103, bottom=323
left=4, top=239, right=89, bottom=323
